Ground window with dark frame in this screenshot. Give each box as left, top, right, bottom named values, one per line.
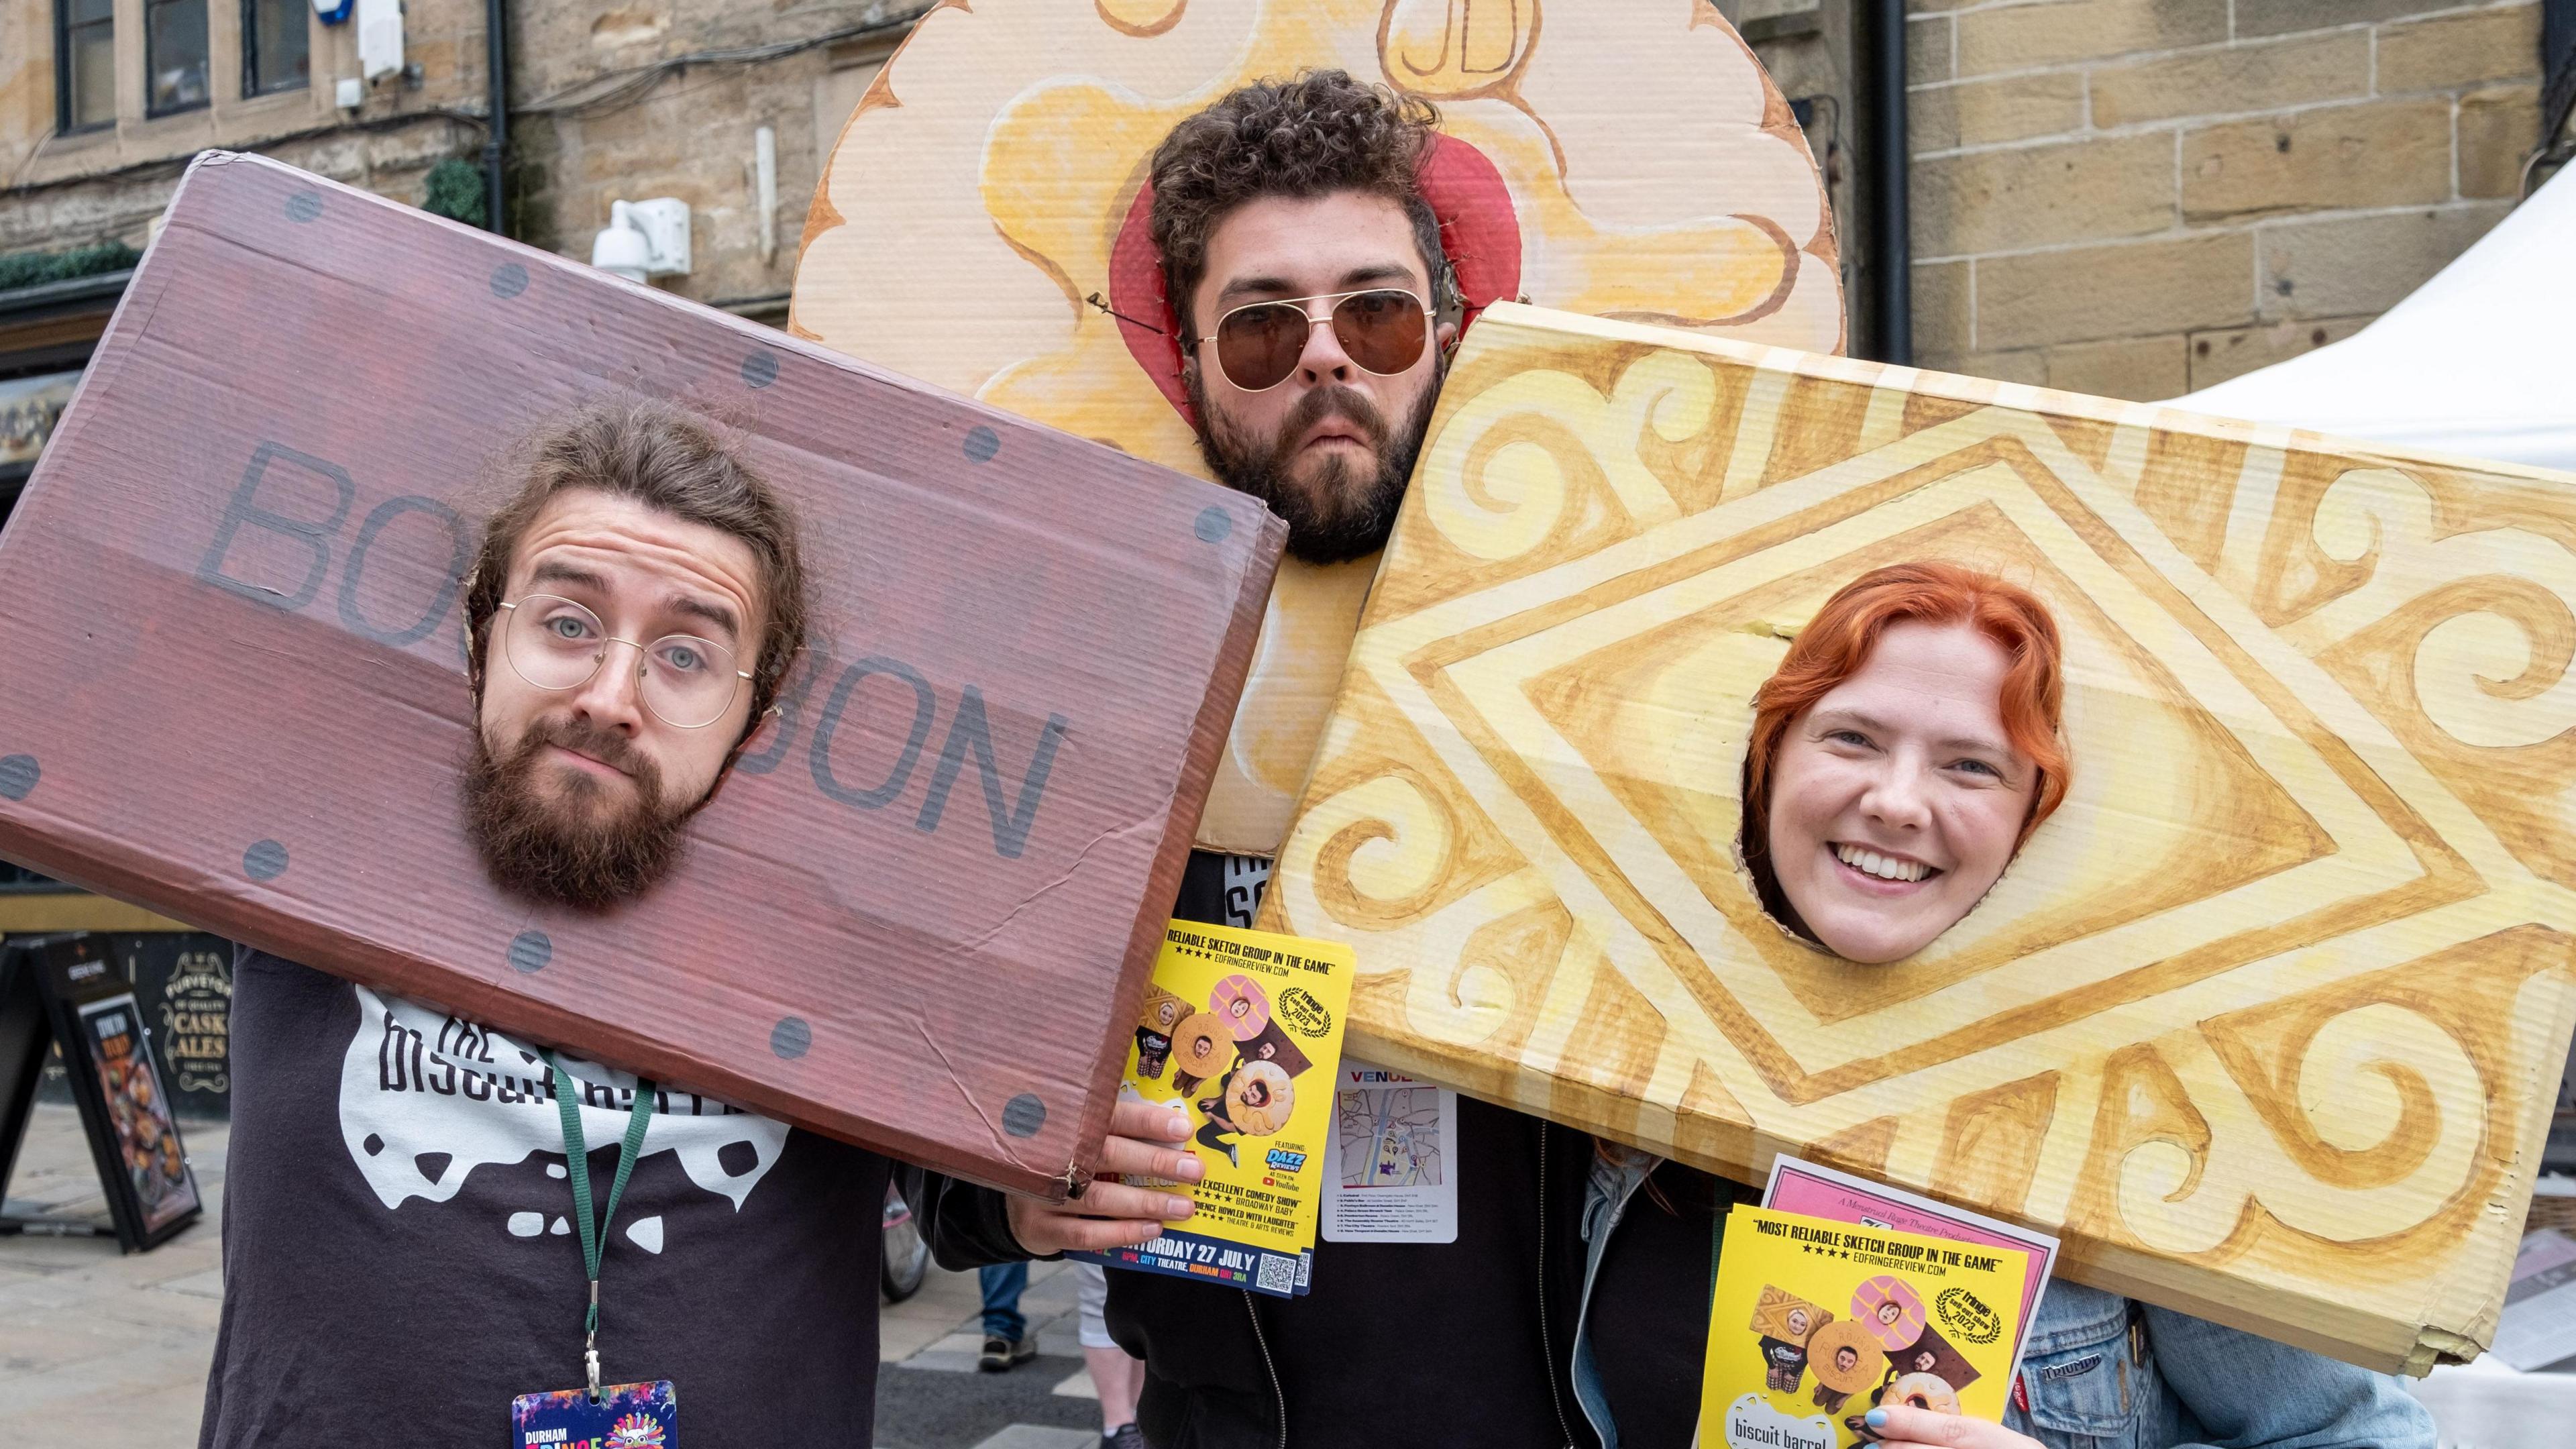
left=146, top=0, right=211, bottom=116
left=244, top=0, right=311, bottom=97
left=55, top=0, right=117, bottom=133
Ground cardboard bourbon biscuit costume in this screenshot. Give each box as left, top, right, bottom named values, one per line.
left=790, top=0, right=1845, bottom=857
left=1257, top=302, right=2576, bottom=1374
left=0, top=152, right=1285, bottom=1196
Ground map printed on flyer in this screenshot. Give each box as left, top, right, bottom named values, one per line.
left=1071, top=920, right=1354, bottom=1298
left=1700, top=1206, right=2029, bottom=1449
left=1763, top=1157, right=2057, bottom=1388
left=1321, top=1060, right=1457, bottom=1244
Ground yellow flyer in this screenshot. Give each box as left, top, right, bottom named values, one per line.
left=1701, top=1206, right=2029, bottom=1449
left=1070, top=920, right=1354, bottom=1297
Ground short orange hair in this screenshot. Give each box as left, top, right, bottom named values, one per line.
left=1741, top=562, right=2071, bottom=870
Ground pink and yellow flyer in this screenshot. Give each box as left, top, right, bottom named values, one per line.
left=1763, top=1157, right=2059, bottom=1387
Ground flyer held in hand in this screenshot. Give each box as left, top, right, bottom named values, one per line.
left=1702, top=1207, right=2034, bottom=1449
left=1074, top=921, right=1355, bottom=1298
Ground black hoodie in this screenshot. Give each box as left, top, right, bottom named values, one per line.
left=925, top=851, right=1600, bottom=1449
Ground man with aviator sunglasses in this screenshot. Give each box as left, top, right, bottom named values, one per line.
left=1185, top=274, right=1448, bottom=567
left=926, top=72, right=1601, bottom=1449
left=1170, top=90, right=1458, bottom=571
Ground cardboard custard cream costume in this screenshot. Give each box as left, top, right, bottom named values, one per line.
left=791, top=0, right=1843, bottom=857
left=0, top=153, right=1285, bottom=1196
left=1256, top=302, right=2576, bottom=1375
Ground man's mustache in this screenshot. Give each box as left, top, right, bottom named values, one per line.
left=1277, top=386, right=1389, bottom=453
left=519, top=714, right=647, bottom=780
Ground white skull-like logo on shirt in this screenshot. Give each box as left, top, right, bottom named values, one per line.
left=339, top=985, right=788, bottom=1250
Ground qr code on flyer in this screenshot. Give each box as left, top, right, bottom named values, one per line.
left=1256, top=1253, right=1297, bottom=1294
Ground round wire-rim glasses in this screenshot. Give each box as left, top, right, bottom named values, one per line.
left=496, top=594, right=752, bottom=730
left=1195, top=287, right=1432, bottom=393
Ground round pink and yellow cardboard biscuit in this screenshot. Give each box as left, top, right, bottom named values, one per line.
left=1209, top=973, right=1273, bottom=1040
left=1852, top=1275, right=1927, bottom=1351
left=792, top=0, right=1843, bottom=857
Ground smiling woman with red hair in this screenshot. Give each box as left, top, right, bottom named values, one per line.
left=1739, top=561, right=2070, bottom=963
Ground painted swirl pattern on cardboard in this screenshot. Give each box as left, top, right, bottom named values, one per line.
left=1260, top=303, right=2576, bottom=1375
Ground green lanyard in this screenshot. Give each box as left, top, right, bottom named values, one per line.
left=542, top=1051, right=657, bottom=1401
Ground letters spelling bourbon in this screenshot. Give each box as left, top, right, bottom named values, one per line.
left=197, top=441, right=1072, bottom=860
left=1260, top=303, right=2576, bottom=1373
left=0, top=153, right=1283, bottom=1197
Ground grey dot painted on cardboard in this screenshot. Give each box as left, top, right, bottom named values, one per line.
left=741, top=350, right=780, bottom=389
left=508, top=930, right=552, bottom=974
left=0, top=755, right=36, bottom=801
left=771, top=1016, right=812, bottom=1059
left=242, top=839, right=288, bottom=881
left=963, top=425, right=1001, bottom=463
left=490, top=263, right=529, bottom=299
left=1193, top=506, right=1234, bottom=544
left=1002, top=1093, right=1046, bottom=1138
left=285, top=192, right=322, bottom=223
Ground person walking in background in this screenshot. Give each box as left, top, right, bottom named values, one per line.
left=979, top=1261, right=1035, bottom=1371
left=1076, top=1262, right=1148, bottom=1449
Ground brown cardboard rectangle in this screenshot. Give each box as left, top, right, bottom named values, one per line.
left=0, top=153, right=1285, bottom=1197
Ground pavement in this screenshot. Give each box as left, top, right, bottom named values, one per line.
left=1, top=1104, right=1123, bottom=1448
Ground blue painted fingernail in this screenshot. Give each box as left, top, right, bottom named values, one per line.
left=1865, top=1408, right=1888, bottom=1429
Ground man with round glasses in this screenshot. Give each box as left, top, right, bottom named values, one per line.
left=199, top=400, right=918, bottom=1444
left=460, top=458, right=775, bottom=912
left=927, top=73, right=1598, bottom=1449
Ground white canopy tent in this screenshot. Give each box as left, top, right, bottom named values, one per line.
left=2174, top=164, right=2576, bottom=470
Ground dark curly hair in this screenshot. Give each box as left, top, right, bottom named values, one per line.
left=464, top=398, right=809, bottom=749
left=1149, top=70, right=1452, bottom=344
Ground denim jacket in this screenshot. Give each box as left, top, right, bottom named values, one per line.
left=1571, top=1150, right=2436, bottom=1449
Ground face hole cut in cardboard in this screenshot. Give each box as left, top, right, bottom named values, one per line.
left=1733, top=569, right=2069, bottom=967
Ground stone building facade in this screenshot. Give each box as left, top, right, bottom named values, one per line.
left=0, top=0, right=494, bottom=257
left=5, top=1, right=2559, bottom=393
left=1901, top=0, right=2553, bottom=398
left=0, top=1, right=926, bottom=319
left=504, top=1, right=920, bottom=319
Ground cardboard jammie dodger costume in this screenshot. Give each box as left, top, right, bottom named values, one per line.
left=791, top=0, right=1846, bottom=857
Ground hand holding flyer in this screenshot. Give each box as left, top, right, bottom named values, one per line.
left=1073, top=921, right=1354, bottom=1297
left=1701, top=1207, right=2029, bottom=1449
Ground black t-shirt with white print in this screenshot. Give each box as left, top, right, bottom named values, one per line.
left=198, top=949, right=890, bottom=1446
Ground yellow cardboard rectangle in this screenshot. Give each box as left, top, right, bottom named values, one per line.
left=1260, top=301, right=2576, bottom=1373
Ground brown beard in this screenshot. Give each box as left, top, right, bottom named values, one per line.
left=1187, top=367, right=1443, bottom=566
left=461, top=714, right=700, bottom=911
